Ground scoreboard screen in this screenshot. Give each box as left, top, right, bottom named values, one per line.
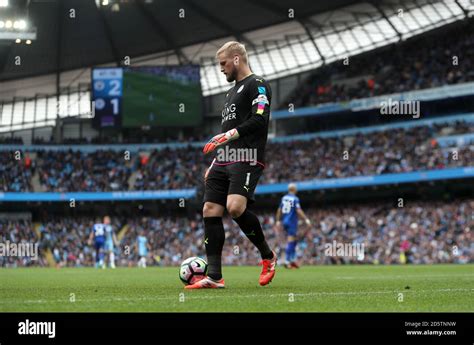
left=91, top=68, right=123, bottom=127
left=91, top=65, right=202, bottom=128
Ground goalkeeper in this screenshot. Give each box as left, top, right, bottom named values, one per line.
left=186, top=41, right=276, bottom=289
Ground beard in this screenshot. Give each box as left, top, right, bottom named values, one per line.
left=226, top=67, right=237, bottom=82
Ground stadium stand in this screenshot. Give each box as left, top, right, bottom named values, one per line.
left=1, top=199, right=472, bottom=267
left=1, top=119, right=472, bottom=192
left=0, top=1, right=472, bottom=271
left=282, top=19, right=474, bottom=109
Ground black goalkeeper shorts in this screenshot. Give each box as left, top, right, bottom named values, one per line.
left=203, top=162, right=264, bottom=207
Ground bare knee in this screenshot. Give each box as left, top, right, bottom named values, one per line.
left=203, top=202, right=224, bottom=218
left=226, top=201, right=246, bottom=218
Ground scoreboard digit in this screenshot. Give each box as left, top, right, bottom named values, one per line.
left=91, top=68, right=123, bottom=127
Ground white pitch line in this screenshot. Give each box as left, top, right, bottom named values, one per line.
left=336, top=273, right=474, bottom=280
left=1, top=288, right=473, bottom=305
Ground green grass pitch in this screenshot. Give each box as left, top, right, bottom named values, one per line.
left=0, top=264, right=472, bottom=312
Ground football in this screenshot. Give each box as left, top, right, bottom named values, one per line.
left=179, top=257, right=208, bottom=285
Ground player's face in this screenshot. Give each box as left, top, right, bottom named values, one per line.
left=218, top=53, right=237, bottom=82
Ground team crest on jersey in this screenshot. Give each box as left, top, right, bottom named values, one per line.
left=237, top=85, right=245, bottom=93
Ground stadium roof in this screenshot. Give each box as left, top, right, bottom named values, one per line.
left=0, top=0, right=473, bottom=134
left=0, top=0, right=472, bottom=94
left=0, top=0, right=360, bottom=81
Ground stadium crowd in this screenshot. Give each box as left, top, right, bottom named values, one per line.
left=1, top=200, right=472, bottom=267
left=284, top=19, right=474, bottom=108
left=31, top=132, right=209, bottom=145
left=0, top=136, right=23, bottom=144
left=133, top=147, right=208, bottom=190
left=0, top=151, right=34, bottom=192
left=0, top=219, right=43, bottom=267
left=35, top=150, right=133, bottom=192
left=1, top=121, right=472, bottom=192
left=262, top=123, right=473, bottom=183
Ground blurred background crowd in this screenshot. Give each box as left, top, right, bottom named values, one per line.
left=1, top=199, right=472, bottom=267
left=1, top=120, right=472, bottom=192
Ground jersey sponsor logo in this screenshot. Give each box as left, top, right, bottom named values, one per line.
left=237, top=85, right=245, bottom=93
left=221, top=103, right=237, bottom=124
left=258, top=86, right=266, bottom=94
left=222, top=114, right=237, bottom=123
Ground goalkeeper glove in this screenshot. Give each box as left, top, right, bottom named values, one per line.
left=203, top=129, right=239, bottom=154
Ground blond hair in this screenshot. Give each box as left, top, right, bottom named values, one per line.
left=216, top=41, right=248, bottom=64
left=288, top=183, right=297, bottom=193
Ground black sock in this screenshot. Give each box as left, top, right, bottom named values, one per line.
left=233, top=209, right=273, bottom=260
left=203, top=217, right=225, bottom=280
